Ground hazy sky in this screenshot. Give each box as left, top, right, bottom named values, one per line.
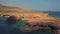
left=0, top=0, right=60, bottom=11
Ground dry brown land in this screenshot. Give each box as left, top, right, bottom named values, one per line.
left=0, top=5, right=60, bottom=33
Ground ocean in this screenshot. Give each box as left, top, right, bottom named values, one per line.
left=43, top=11, right=60, bottom=18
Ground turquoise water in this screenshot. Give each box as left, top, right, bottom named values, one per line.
left=0, top=24, right=55, bottom=34
left=0, top=20, right=28, bottom=34
left=0, top=17, right=55, bottom=34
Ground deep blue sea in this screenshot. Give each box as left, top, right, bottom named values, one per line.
left=43, top=11, right=60, bottom=18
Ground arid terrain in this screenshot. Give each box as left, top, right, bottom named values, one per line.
left=0, top=4, right=60, bottom=34
left=0, top=5, right=60, bottom=24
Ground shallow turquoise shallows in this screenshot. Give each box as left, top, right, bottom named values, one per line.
left=0, top=17, right=55, bottom=34
left=9, top=20, right=55, bottom=34
left=0, top=20, right=28, bottom=34
left=0, top=16, right=6, bottom=20
left=8, top=20, right=28, bottom=32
